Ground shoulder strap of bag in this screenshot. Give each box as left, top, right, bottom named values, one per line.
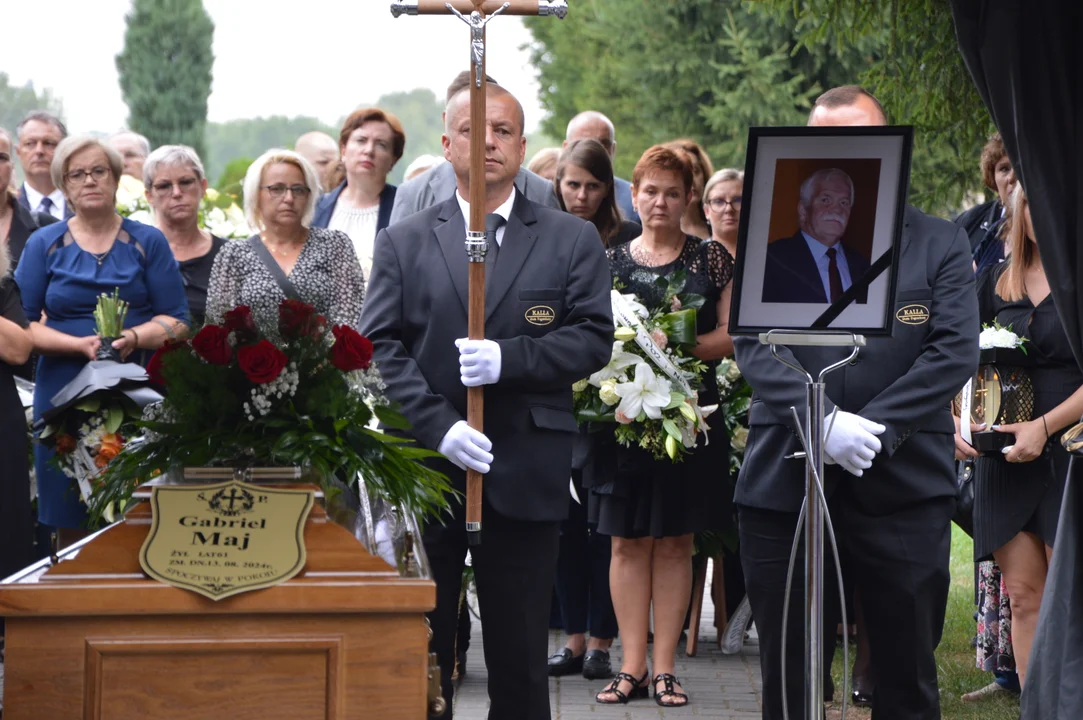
left=247, top=234, right=300, bottom=300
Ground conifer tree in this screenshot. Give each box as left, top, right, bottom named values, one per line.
left=116, top=0, right=214, bottom=158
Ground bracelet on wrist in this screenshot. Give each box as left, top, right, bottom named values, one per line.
left=1042, top=415, right=1050, bottom=439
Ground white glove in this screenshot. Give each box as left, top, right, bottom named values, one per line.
left=456, top=338, right=502, bottom=387
left=437, top=420, right=493, bottom=474
left=823, top=411, right=885, bottom=477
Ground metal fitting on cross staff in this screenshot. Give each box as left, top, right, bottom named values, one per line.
left=390, top=0, right=565, bottom=546
left=391, top=0, right=567, bottom=17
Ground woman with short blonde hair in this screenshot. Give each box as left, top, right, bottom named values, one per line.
left=206, top=148, right=364, bottom=331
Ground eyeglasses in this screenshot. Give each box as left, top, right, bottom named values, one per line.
left=151, top=177, right=200, bottom=195
left=707, top=197, right=742, bottom=211
left=65, top=166, right=111, bottom=185
left=261, top=184, right=311, bottom=199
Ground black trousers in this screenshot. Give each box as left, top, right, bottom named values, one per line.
left=553, top=470, right=618, bottom=639
left=738, top=489, right=954, bottom=720
left=425, top=498, right=560, bottom=720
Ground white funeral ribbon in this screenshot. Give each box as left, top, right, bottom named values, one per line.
left=611, top=290, right=714, bottom=441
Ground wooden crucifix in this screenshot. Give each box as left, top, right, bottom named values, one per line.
left=390, top=0, right=567, bottom=546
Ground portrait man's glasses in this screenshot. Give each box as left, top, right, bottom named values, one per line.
left=261, top=184, right=311, bottom=199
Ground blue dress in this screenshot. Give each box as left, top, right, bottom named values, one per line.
left=14, top=217, right=189, bottom=529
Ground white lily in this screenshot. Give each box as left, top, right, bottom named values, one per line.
left=588, top=342, right=642, bottom=386
left=615, top=362, right=671, bottom=420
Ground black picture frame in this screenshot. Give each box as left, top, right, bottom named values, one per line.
left=728, top=125, right=913, bottom=337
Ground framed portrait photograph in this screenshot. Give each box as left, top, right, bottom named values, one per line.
left=728, top=126, right=913, bottom=336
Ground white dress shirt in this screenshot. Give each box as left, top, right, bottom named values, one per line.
left=22, top=183, right=66, bottom=220
left=455, top=187, right=517, bottom=247
left=801, top=230, right=852, bottom=300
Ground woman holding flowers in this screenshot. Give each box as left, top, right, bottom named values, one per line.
left=143, top=145, right=228, bottom=326
left=205, top=149, right=365, bottom=332
left=959, top=185, right=1083, bottom=687
left=14, top=134, right=188, bottom=542
left=593, top=145, right=734, bottom=708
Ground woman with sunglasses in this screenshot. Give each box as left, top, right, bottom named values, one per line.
left=205, top=149, right=365, bottom=332
left=143, top=145, right=226, bottom=326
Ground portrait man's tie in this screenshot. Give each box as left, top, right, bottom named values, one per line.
left=826, top=247, right=843, bottom=302
left=38, top=197, right=54, bottom=217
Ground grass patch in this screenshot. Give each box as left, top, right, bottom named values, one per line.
left=828, top=524, right=1020, bottom=719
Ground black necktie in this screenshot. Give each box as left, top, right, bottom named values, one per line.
left=484, top=213, right=505, bottom=271
left=826, top=247, right=843, bottom=302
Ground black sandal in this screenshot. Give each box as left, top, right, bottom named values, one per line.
left=653, top=673, right=689, bottom=707
left=595, top=670, right=649, bottom=704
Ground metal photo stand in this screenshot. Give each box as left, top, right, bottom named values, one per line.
left=759, top=330, right=864, bottom=720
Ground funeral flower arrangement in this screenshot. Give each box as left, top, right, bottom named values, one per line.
left=979, top=321, right=1028, bottom=352
left=38, top=290, right=149, bottom=513
left=90, top=299, right=451, bottom=525
left=716, top=357, right=752, bottom=474
left=573, top=271, right=717, bottom=461
left=115, top=175, right=250, bottom=239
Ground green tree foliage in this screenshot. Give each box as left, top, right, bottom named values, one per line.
left=203, top=116, right=336, bottom=185
left=116, top=0, right=214, bottom=158
left=374, top=88, right=445, bottom=185
left=526, top=0, right=992, bottom=215
left=215, top=157, right=254, bottom=206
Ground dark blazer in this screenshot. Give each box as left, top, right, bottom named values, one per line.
left=311, top=181, right=396, bottom=232
left=762, top=230, right=871, bottom=304
left=6, top=197, right=59, bottom=270
left=734, top=206, right=979, bottom=515
left=17, top=185, right=73, bottom=220
left=359, top=192, right=613, bottom=522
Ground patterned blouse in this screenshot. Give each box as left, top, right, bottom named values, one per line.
left=205, top=227, right=365, bottom=331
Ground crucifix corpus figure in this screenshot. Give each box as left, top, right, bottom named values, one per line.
left=447, top=3, right=506, bottom=87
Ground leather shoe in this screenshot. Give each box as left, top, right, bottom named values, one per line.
left=582, top=649, right=613, bottom=679
left=547, top=648, right=584, bottom=676
left=851, top=689, right=873, bottom=707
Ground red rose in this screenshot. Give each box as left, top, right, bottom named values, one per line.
left=191, top=325, right=232, bottom=365
left=237, top=339, right=289, bottom=384
left=278, top=298, right=325, bottom=339
left=330, top=324, right=374, bottom=372
left=146, top=340, right=189, bottom=386
left=223, top=305, right=258, bottom=342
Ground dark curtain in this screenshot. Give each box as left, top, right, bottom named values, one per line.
left=950, top=3, right=1083, bottom=718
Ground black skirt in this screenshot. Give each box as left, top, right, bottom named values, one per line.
left=592, top=422, right=732, bottom=539
left=972, top=443, right=1069, bottom=560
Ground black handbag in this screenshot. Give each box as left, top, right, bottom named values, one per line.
left=952, top=459, right=975, bottom=538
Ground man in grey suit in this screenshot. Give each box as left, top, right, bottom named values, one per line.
left=388, top=72, right=559, bottom=225
left=360, top=82, right=613, bottom=719
left=563, top=110, right=639, bottom=223
left=734, top=86, right=979, bottom=720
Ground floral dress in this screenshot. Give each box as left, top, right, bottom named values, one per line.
left=592, top=237, right=734, bottom=539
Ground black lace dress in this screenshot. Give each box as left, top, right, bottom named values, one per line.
left=592, top=236, right=734, bottom=539
left=972, top=262, right=1083, bottom=559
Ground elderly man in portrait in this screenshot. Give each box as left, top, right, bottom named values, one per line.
left=108, top=130, right=151, bottom=180
left=563, top=110, right=638, bottom=222
left=762, top=167, right=870, bottom=304
left=14, top=111, right=71, bottom=220
left=389, top=71, right=559, bottom=224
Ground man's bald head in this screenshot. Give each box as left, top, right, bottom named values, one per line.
left=565, top=111, right=615, bottom=156
left=445, top=84, right=526, bottom=137
left=808, top=86, right=888, bottom=127
left=295, top=131, right=340, bottom=189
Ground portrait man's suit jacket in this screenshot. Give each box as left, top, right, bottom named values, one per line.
left=359, top=192, right=613, bottom=522
left=6, top=197, right=58, bottom=271
left=761, top=230, right=871, bottom=304
left=735, top=206, right=979, bottom=515
left=388, top=162, right=558, bottom=225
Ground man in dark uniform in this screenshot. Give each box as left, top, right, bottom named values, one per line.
left=359, top=82, right=613, bottom=720
left=734, top=85, right=979, bottom=720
